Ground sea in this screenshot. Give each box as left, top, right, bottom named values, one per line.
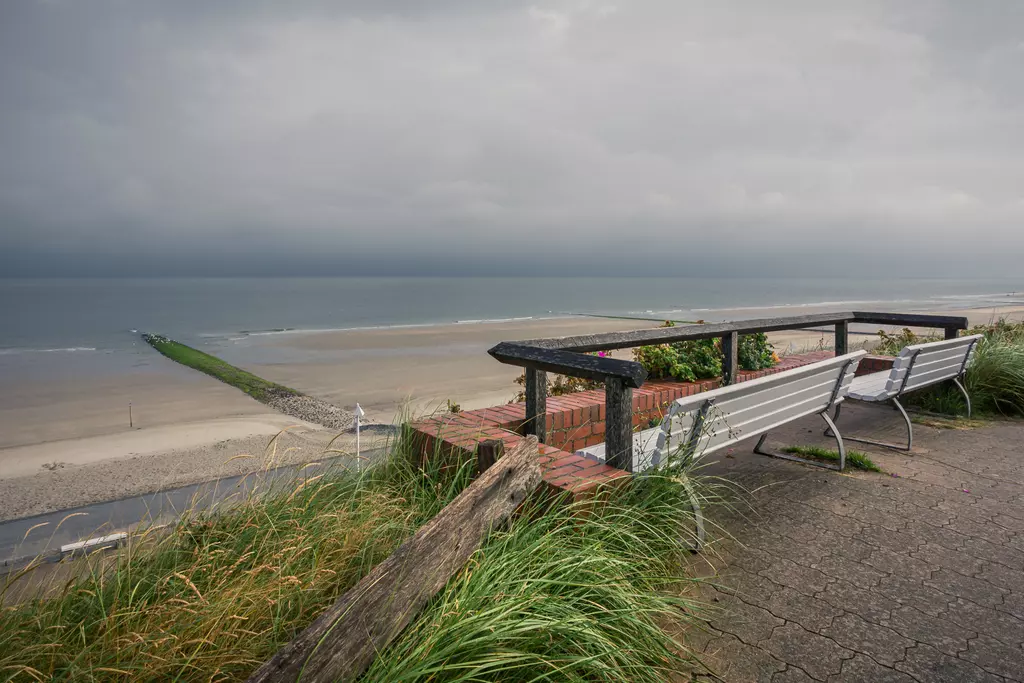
left=1, top=276, right=1022, bottom=382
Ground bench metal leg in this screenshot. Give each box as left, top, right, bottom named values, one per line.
left=753, top=416, right=845, bottom=471
left=829, top=398, right=913, bottom=452
left=679, top=476, right=706, bottom=553
left=953, top=377, right=972, bottom=418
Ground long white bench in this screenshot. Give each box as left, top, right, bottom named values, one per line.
left=827, top=334, right=983, bottom=451
left=576, top=350, right=866, bottom=548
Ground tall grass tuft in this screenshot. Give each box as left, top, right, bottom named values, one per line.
left=1, top=431, right=709, bottom=681
left=0, top=435, right=477, bottom=682
left=363, top=474, right=706, bottom=682
left=909, top=319, right=1024, bottom=417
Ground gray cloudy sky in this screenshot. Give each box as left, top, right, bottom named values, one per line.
left=1, top=0, right=1022, bottom=276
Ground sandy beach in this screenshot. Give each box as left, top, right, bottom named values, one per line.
left=2, top=303, right=1022, bottom=522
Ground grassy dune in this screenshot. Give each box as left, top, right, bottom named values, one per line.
left=0, top=434, right=706, bottom=682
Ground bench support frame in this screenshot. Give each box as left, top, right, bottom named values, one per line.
left=828, top=338, right=978, bottom=452
left=752, top=357, right=857, bottom=471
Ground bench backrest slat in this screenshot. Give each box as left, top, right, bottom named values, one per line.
left=886, top=335, right=982, bottom=395
left=648, top=351, right=865, bottom=470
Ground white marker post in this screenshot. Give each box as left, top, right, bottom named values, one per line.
left=354, top=403, right=366, bottom=470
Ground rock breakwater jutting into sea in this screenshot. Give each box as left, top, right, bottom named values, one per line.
left=143, top=334, right=356, bottom=432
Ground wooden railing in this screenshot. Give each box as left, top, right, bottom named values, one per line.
left=488, top=311, right=968, bottom=471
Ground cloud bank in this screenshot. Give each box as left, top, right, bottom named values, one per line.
left=1, top=0, right=1022, bottom=276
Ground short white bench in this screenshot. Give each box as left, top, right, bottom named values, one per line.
left=827, top=334, right=983, bottom=451
left=577, top=350, right=866, bottom=548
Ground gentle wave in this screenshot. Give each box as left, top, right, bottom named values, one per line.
left=0, top=346, right=98, bottom=356
left=201, top=315, right=565, bottom=340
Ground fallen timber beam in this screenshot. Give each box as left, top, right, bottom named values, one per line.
left=247, top=437, right=542, bottom=683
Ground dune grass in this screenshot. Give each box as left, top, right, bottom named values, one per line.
left=901, top=319, right=1024, bottom=418
left=364, top=475, right=705, bottom=682
left=0, top=433, right=707, bottom=681
left=142, top=334, right=298, bottom=401
left=781, top=445, right=881, bottom=472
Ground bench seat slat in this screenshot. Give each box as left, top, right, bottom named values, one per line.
left=660, top=374, right=851, bottom=445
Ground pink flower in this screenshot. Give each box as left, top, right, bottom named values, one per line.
left=597, top=351, right=607, bottom=357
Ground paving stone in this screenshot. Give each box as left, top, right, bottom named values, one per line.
left=926, top=569, right=1010, bottom=609
left=943, top=597, right=1024, bottom=650
left=901, top=520, right=968, bottom=551
left=864, top=547, right=936, bottom=582
left=820, top=612, right=913, bottom=666
left=850, top=505, right=909, bottom=532
left=763, top=586, right=844, bottom=632
left=758, top=558, right=832, bottom=597
left=876, top=574, right=951, bottom=617
left=884, top=605, right=974, bottom=657
left=707, top=592, right=784, bottom=646
left=895, top=643, right=1005, bottom=683
left=912, top=543, right=988, bottom=578
left=723, top=566, right=781, bottom=604
left=945, top=516, right=1014, bottom=547
left=811, top=554, right=886, bottom=590
left=976, top=562, right=1024, bottom=593
left=703, top=635, right=787, bottom=683
left=962, top=536, right=1024, bottom=570
left=816, top=579, right=898, bottom=625
left=771, top=665, right=817, bottom=683
left=998, top=590, right=1024, bottom=620
left=829, top=654, right=917, bottom=683
left=960, top=633, right=1024, bottom=682
left=760, top=623, right=853, bottom=681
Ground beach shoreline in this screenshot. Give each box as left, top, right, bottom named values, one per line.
left=2, top=301, right=1022, bottom=522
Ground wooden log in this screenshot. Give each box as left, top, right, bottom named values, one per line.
left=835, top=321, right=849, bottom=357
left=247, top=437, right=541, bottom=683
left=524, top=367, right=547, bottom=443
left=721, top=331, right=738, bottom=385
left=488, top=342, right=647, bottom=388
left=604, top=377, right=633, bottom=472
left=945, top=327, right=960, bottom=340
left=477, top=439, right=504, bottom=474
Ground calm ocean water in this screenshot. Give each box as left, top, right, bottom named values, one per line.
left=1, top=277, right=1022, bottom=380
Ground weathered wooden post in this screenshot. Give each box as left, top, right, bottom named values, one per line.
left=945, top=327, right=960, bottom=340
left=477, top=439, right=504, bottom=474
left=834, top=321, right=849, bottom=356
left=721, top=331, right=739, bottom=385
left=604, top=377, right=633, bottom=472
left=524, top=367, right=547, bottom=444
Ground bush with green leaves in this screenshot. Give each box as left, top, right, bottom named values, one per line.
left=738, top=332, right=777, bottom=371
left=634, top=322, right=776, bottom=382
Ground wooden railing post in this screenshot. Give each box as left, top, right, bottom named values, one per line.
left=605, top=377, right=633, bottom=472
left=835, top=321, right=849, bottom=356
left=945, top=327, right=960, bottom=340
left=477, top=439, right=504, bottom=475
left=524, top=367, right=547, bottom=443
left=722, top=331, right=738, bottom=385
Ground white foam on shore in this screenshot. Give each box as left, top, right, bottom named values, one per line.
left=0, top=346, right=97, bottom=356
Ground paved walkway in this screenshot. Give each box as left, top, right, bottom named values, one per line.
left=686, top=403, right=1024, bottom=682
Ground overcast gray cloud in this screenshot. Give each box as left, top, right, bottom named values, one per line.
left=1, top=0, right=1022, bottom=276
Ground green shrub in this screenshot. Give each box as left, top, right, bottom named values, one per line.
left=738, top=332, right=777, bottom=371
left=634, top=322, right=776, bottom=382
left=873, top=328, right=940, bottom=356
